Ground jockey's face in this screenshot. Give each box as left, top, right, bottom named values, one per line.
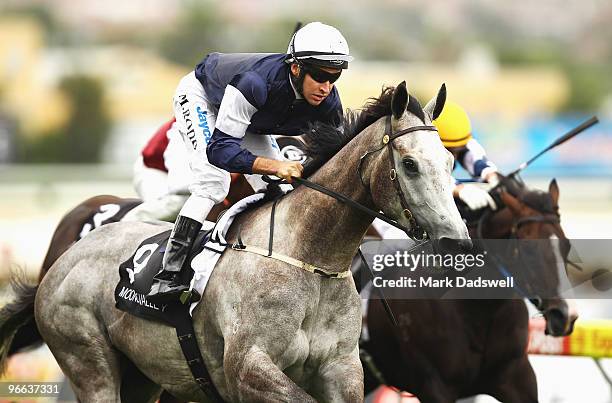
left=291, top=63, right=341, bottom=106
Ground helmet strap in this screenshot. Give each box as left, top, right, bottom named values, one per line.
left=288, top=32, right=306, bottom=97
left=290, top=63, right=306, bottom=98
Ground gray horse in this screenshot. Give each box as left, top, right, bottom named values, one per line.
left=5, top=82, right=470, bottom=402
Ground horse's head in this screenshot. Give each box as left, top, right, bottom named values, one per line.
left=497, top=176, right=578, bottom=336
left=364, top=82, right=471, bottom=252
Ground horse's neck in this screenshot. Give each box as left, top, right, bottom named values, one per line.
left=280, top=128, right=378, bottom=271
left=458, top=299, right=525, bottom=346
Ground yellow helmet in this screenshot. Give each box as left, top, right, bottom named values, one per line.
left=433, top=101, right=472, bottom=148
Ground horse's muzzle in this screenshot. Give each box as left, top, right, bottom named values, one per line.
left=434, top=237, right=473, bottom=255
left=543, top=301, right=578, bottom=336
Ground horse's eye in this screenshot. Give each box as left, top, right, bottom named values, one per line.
left=402, top=158, right=419, bottom=175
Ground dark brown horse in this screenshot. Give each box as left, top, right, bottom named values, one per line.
left=361, top=175, right=578, bottom=403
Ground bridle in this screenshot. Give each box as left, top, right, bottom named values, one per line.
left=514, top=214, right=560, bottom=233
left=230, top=115, right=441, bottom=278
left=357, top=115, right=438, bottom=240
left=476, top=193, right=565, bottom=307
left=476, top=189, right=561, bottom=240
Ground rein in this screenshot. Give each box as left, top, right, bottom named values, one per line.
left=228, top=116, right=439, bottom=280
left=269, top=116, right=438, bottom=241
left=476, top=210, right=561, bottom=240
left=291, top=176, right=412, bottom=236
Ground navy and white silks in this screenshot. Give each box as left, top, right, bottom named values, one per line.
left=453, top=138, right=497, bottom=185
left=172, top=53, right=342, bottom=222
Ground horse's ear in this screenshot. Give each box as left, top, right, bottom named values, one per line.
left=391, top=81, right=409, bottom=120
left=407, top=95, right=426, bottom=124
left=549, top=178, right=559, bottom=205
left=500, top=191, right=522, bottom=215
left=424, top=83, right=447, bottom=121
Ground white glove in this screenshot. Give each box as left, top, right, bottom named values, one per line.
left=458, top=185, right=497, bottom=210
left=485, top=171, right=500, bottom=187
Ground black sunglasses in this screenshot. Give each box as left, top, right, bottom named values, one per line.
left=303, top=65, right=342, bottom=84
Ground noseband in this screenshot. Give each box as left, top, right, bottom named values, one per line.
left=357, top=115, right=438, bottom=240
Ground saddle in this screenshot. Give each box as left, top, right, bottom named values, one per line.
left=113, top=187, right=283, bottom=321
left=113, top=190, right=278, bottom=401
left=114, top=229, right=210, bottom=325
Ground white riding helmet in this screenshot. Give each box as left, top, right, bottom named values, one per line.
left=286, top=22, right=353, bottom=69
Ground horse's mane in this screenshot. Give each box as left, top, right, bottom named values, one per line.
left=302, top=87, right=395, bottom=170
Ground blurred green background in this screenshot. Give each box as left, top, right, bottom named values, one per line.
left=1, top=0, right=612, bottom=165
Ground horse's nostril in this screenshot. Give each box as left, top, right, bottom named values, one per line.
left=459, top=239, right=473, bottom=252
left=530, top=297, right=543, bottom=309
left=436, top=237, right=472, bottom=255
left=544, top=307, right=569, bottom=337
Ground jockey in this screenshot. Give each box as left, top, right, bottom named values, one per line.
left=147, top=22, right=352, bottom=303
left=433, top=101, right=499, bottom=212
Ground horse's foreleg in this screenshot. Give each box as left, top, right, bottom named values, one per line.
left=487, top=357, right=538, bottom=403
left=314, top=347, right=364, bottom=403
left=225, top=344, right=317, bottom=403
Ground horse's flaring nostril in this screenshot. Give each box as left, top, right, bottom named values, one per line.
left=436, top=237, right=471, bottom=255
left=543, top=307, right=570, bottom=337
left=459, top=239, right=473, bottom=252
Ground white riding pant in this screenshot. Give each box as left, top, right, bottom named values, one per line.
left=173, top=71, right=283, bottom=223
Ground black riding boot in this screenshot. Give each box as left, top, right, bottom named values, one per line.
left=147, top=215, right=202, bottom=304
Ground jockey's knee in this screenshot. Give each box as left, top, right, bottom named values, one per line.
left=188, top=177, right=231, bottom=206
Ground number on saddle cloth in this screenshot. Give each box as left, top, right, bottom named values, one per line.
left=114, top=228, right=223, bottom=401
left=79, top=200, right=142, bottom=239
left=114, top=228, right=210, bottom=325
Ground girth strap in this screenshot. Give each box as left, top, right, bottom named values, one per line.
left=359, top=343, right=388, bottom=387
left=173, top=307, right=224, bottom=402
left=231, top=243, right=351, bottom=279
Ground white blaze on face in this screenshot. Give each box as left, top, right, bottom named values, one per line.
left=550, top=234, right=574, bottom=297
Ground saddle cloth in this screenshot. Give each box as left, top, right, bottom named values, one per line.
left=114, top=193, right=265, bottom=325
left=79, top=199, right=142, bottom=240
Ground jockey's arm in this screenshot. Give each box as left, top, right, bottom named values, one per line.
left=206, top=74, right=303, bottom=181
left=456, top=138, right=499, bottom=184
left=452, top=138, right=498, bottom=210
